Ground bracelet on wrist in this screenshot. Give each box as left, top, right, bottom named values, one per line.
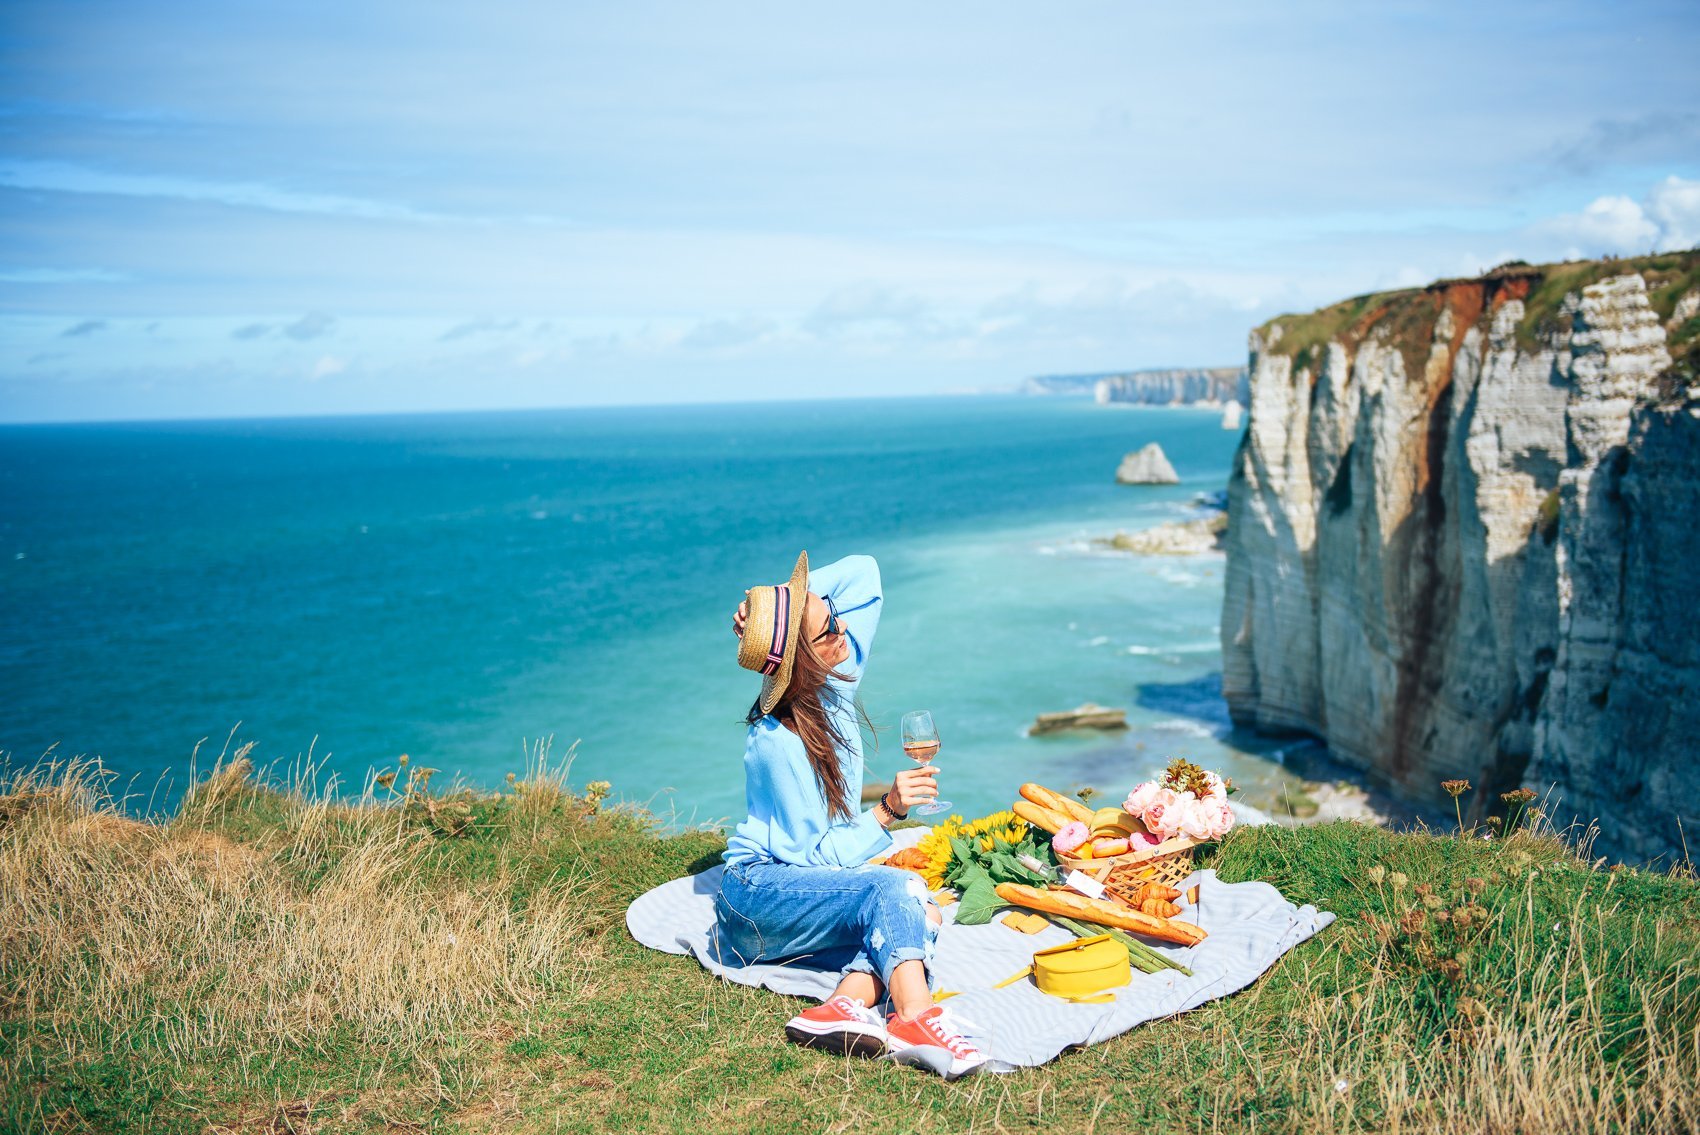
left=881, top=791, right=908, bottom=822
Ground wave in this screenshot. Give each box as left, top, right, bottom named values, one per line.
left=1149, top=718, right=1222, bottom=739
left=1126, top=641, right=1219, bottom=656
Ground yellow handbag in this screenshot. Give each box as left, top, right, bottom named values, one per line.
left=993, top=933, right=1131, bottom=1004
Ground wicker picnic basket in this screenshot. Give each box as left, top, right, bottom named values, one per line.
left=1055, top=835, right=1201, bottom=907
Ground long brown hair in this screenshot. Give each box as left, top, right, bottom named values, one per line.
left=747, top=636, right=874, bottom=820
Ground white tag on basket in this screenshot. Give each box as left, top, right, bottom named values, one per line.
left=1064, top=870, right=1107, bottom=900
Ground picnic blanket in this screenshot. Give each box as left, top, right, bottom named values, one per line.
left=626, top=828, right=1335, bottom=1068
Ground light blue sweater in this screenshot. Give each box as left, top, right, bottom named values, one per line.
left=723, top=554, right=893, bottom=870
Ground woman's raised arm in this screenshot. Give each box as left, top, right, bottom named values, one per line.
left=807, top=554, right=882, bottom=685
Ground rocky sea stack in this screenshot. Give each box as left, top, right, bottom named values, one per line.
left=1115, top=442, right=1180, bottom=484
left=1221, top=251, right=1700, bottom=864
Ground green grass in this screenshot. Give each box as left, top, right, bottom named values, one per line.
left=1257, top=251, right=1700, bottom=371
left=3, top=756, right=1697, bottom=1134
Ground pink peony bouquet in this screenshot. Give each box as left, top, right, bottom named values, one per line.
left=1123, top=758, right=1236, bottom=843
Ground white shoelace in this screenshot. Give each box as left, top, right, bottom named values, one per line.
left=829, top=995, right=875, bottom=1021
left=921, top=1009, right=983, bottom=1058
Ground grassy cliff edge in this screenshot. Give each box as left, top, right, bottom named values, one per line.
left=2, top=751, right=1696, bottom=1134
left=1255, top=250, right=1700, bottom=393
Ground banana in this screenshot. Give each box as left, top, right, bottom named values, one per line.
left=1089, top=808, right=1144, bottom=837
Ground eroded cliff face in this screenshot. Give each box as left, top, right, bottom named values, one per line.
left=1222, top=253, right=1700, bottom=863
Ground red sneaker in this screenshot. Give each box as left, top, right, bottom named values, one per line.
left=884, top=1006, right=989, bottom=1079
left=784, top=995, right=889, bottom=1057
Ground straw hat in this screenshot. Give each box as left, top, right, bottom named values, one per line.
left=737, top=550, right=810, bottom=715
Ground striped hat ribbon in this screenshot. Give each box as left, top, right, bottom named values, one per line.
left=761, top=585, right=790, bottom=674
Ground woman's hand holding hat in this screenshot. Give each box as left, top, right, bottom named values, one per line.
left=732, top=592, right=750, bottom=638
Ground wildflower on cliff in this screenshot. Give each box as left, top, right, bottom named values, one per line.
left=1390, top=872, right=1409, bottom=891
left=1399, top=908, right=1426, bottom=935
left=1366, top=865, right=1386, bottom=884
left=1499, top=786, right=1539, bottom=835
left=1441, top=778, right=1472, bottom=832
left=1422, top=893, right=1445, bottom=911
left=584, top=780, right=612, bottom=812
left=398, top=754, right=409, bottom=767
left=1465, top=877, right=1486, bottom=895
left=375, top=771, right=396, bottom=790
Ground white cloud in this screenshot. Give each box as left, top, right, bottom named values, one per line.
left=439, top=317, right=521, bottom=342
left=804, top=283, right=931, bottom=334
left=0, top=267, right=128, bottom=283
left=283, top=312, right=336, bottom=341
left=1543, top=175, right=1699, bottom=256
left=1645, top=175, right=1700, bottom=249
left=308, top=355, right=346, bottom=381
left=679, top=315, right=777, bottom=351
left=0, top=159, right=448, bottom=224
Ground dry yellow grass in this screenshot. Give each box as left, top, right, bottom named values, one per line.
left=1, top=749, right=598, bottom=1082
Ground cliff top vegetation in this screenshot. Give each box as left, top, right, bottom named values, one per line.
left=3, top=749, right=1697, bottom=1134
left=1258, top=250, right=1700, bottom=389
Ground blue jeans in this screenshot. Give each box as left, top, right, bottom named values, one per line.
left=713, top=859, right=938, bottom=989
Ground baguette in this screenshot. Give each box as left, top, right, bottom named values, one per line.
left=1012, top=799, right=1071, bottom=834
left=995, top=882, right=1208, bottom=946
left=1019, top=783, right=1094, bottom=824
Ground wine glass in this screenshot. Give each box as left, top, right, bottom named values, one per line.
left=900, top=709, right=950, bottom=817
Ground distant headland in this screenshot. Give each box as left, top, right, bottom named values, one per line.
left=1023, top=366, right=1249, bottom=405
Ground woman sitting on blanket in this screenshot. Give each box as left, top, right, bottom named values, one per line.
left=718, top=551, right=988, bottom=1079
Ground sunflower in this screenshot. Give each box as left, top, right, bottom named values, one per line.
left=913, top=810, right=1036, bottom=891
left=959, top=809, right=1031, bottom=854
left=911, top=814, right=963, bottom=891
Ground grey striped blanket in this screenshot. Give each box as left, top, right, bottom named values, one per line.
left=626, top=828, right=1334, bottom=1068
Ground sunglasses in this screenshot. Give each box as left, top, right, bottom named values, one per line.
left=811, top=594, right=843, bottom=643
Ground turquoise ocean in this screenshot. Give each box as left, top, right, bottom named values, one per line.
left=0, top=396, right=1299, bottom=825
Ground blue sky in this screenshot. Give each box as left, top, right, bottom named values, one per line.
left=2, top=2, right=1698, bottom=422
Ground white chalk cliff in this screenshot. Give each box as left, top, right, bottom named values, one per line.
left=1221, top=255, right=1700, bottom=864
left=1095, top=367, right=1248, bottom=405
